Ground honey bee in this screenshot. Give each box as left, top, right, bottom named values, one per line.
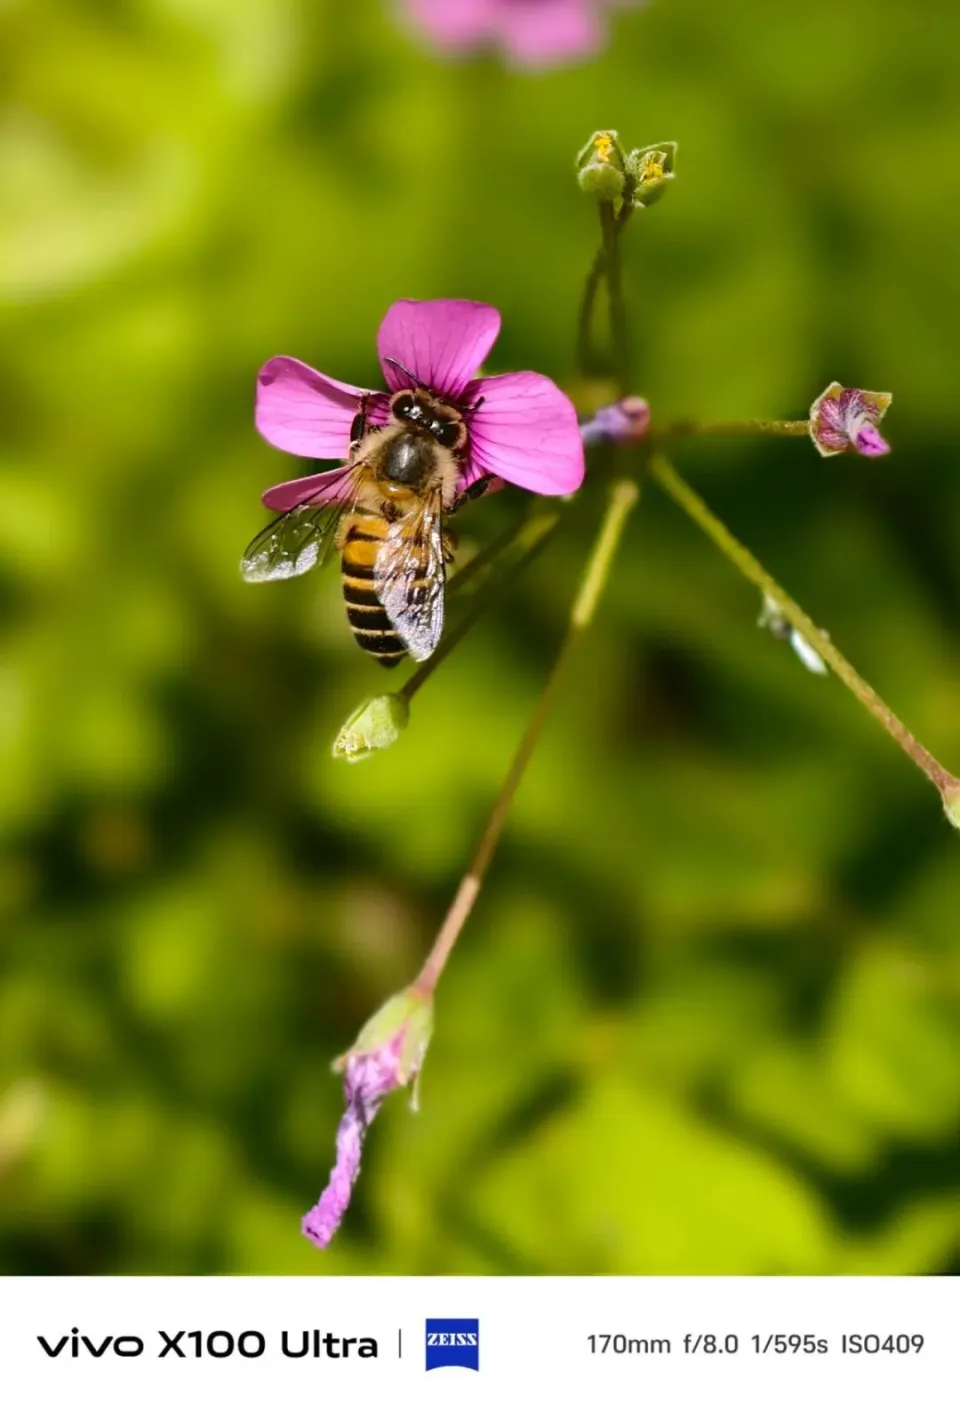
left=241, top=360, right=489, bottom=666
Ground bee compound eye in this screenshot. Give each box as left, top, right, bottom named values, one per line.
left=392, top=393, right=415, bottom=419
left=435, top=421, right=461, bottom=448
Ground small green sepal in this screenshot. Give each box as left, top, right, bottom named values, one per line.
left=333, top=986, right=435, bottom=1109
left=333, top=693, right=409, bottom=763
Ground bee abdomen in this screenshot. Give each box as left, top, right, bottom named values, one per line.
left=341, top=520, right=407, bottom=668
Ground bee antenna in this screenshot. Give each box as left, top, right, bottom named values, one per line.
left=384, top=357, right=426, bottom=390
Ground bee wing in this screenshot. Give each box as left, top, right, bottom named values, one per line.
left=374, top=490, right=447, bottom=662
left=240, top=463, right=362, bottom=583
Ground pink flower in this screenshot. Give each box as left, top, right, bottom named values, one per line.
left=399, top=0, right=644, bottom=71
left=809, top=382, right=892, bottom=459
left=256, top=299, right=584, bottom=512
left=302, top=988, right=433, bottom=1250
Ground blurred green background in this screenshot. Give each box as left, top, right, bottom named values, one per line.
left=2, top=0, right=960, bottom=1276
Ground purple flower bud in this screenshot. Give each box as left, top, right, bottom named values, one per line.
left=580, top=395, right=651, bottom=446
left=809, top=382, right=892, bottom=459
left=302, top=987, right=433, bottom=1250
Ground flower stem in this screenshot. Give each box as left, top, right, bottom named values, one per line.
left=413, top=478, right=640, bottom=996
left=399, top=511, right=560, bottom=705
left=654, top=418, right=810, bottom=440
left=648, top=452, right=960, bottom=797
left=600, top=202, right=631, bottom=397
left=576, top=205, right=633, bottom=383
left=446, top=518, right=525, bottom=598
left=576, top=243, right=607, bottom=379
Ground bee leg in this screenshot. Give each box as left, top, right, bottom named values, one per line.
left=450, top=475, right=493, bottom=513
left=442, top=527, right=458, bottom=564
left=349, top=393, right=371, bottom=453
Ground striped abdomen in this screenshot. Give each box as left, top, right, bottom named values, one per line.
left=340, top=516, right=407, bottom=668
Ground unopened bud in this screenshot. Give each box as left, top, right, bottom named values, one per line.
left=626, top=141, right=677, bottom=207
left=576, top=129, right=627, bottom=205
left=333, top=693, right=409, bottom=763
left=581, top=396, right=651, bottom=446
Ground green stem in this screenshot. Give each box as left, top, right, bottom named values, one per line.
left=648, top=453, right=960, bottom=797
left=413, top=479, right=640, bottom=996
left=399, top=512, right=560, bottom=705
left=654, top=418, right=810, bottom=440
left=446, top=518, right=525, bottom=599
left=576, top=243, right=607, bottom=380
left=576, top=205, right=634, bottom=383
left=600, top=202, right=631, bottom=397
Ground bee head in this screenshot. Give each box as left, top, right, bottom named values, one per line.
left=390, top=389, right=467, bottom=451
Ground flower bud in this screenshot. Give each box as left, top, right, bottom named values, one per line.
left=333, top=693, right=409, bottom=763
left=580, top=396, right=651, bottom=446
left=625, top=141, right=677, bottom=207
left=576, top=129, right=627, bottom=205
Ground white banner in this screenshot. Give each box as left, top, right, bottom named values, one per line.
left=0, top=1276, right=953, bottom=1411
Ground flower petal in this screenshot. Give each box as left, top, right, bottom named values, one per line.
left=261, top=467, right=353, bottom=512
left=377, top=299, right=501, bottom=400
left=853, top=424, right=890, bottom=457
left=301, top=1099, right=366, bottom=1250
left=466, top=371, right=585, bottom=494
left=498, top=0, right=603, bottom=69
left=256, top=356, right=370, bottom=460
left=401, top=0, right=496, bottom=50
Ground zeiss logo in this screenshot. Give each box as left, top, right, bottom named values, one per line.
left=425, top=1318, right=479, bottom=1371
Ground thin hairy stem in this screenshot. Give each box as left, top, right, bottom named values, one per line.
left=399, top=512, right=560, bottom=705
left=576, top=243, right=608, bottom=379
left=654, top=418, right=810, bottom=440
left=413, top=479, right=640, bottom=995
left=600, top=202, right=631, bottom=397
left=648, top=453, right=960, bottom=798
left=447, top=518, right=524, bottom=598
left=576, top=205, right=633, bottom=383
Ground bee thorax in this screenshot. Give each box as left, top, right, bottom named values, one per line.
left=379, top=432, right=437, bottom=489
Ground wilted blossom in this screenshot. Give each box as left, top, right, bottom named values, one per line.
left=580, top=395, right=650, bottom=446
left=399, top=0, right=645, bottom=71
left=758, top=594, right=827, bottom=676
left=302, top=987, right=433, bottom=1250
left=256, top=298, right=584, bottom=511
left=809, top=382, right=892, bottom=459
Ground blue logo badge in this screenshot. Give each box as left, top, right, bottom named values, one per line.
left=425, top=1318, right=480, bottom=1371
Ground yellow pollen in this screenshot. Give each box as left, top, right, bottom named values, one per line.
left=593, top=133, right=615, bottom=163
left=641, top=154, right=666, bottom=182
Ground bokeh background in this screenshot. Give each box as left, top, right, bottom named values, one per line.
left=2, top=0, right=960, bottom=1276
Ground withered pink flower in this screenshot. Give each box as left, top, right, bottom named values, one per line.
left=398, top=0, right=645, bottom=71
left=809, top=382, right=892, bottom=459
left=302, top=988, right=433, bottom=1250
left=256, top=298, right=584, bottom=512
